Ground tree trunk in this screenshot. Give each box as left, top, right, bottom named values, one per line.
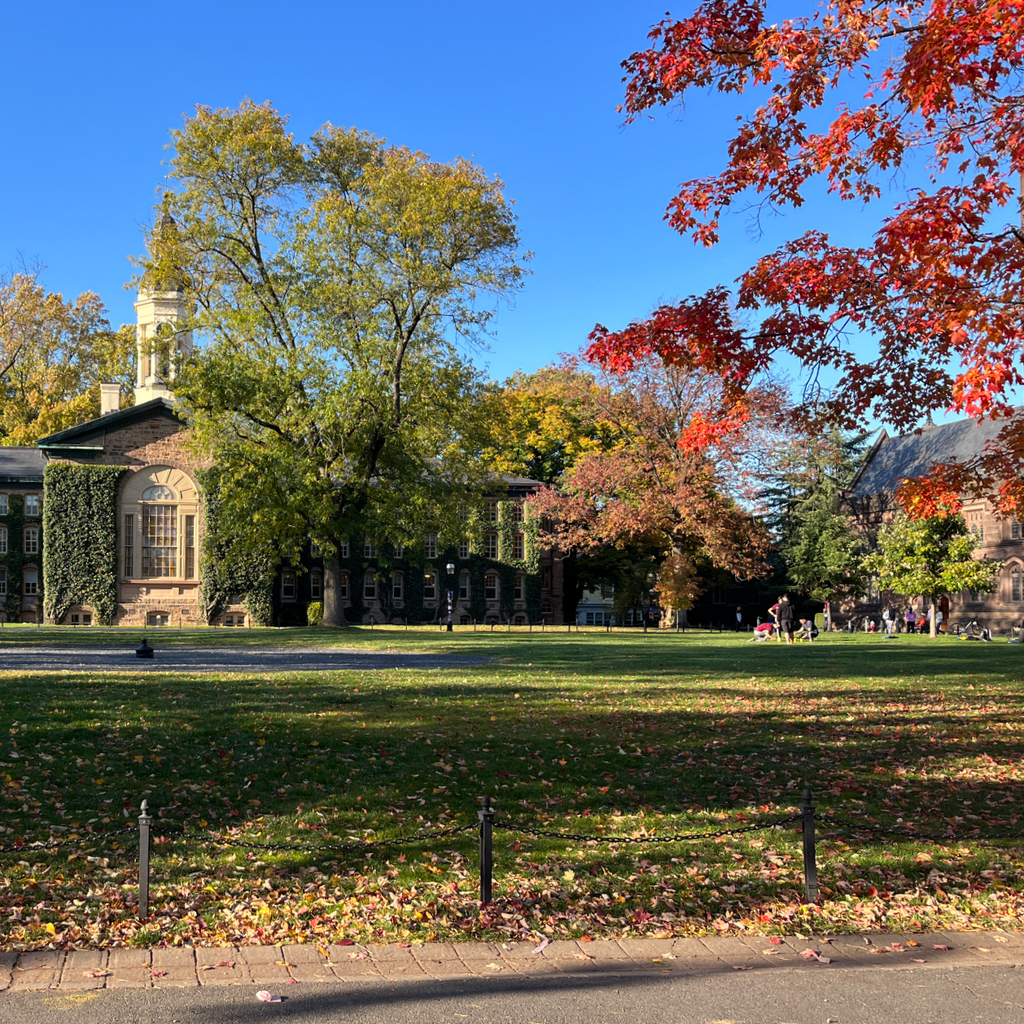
left=929, top=597, right=937, bottom=638
left=322, top=553, right=348, bottom=628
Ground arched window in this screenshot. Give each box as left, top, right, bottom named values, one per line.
left=122, top=467, right=199, bottom=581
left=1012, top=566, right=1022, bottom=603
left=484, top=573, right=498, bottom=600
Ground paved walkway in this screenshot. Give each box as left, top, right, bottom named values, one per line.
left=0, top=645, right=491, bottom=673
left=3, top=931, right=1021, bottom=993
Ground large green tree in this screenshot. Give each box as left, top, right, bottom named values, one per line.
left=145, top=102, right=527, bottom=626
left=862, top=512, right=1000, bottom=637
left=0, top=272, right=134, bottom=444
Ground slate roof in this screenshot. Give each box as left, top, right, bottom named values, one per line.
left=849, top=415, right=1012, bottom=498
left=0, top=446, right=46, bottom=483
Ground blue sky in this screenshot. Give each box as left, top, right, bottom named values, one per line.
left=2, top=1, right=895, bottom=390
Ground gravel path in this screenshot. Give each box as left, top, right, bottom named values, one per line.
left=0, top=645, right=492, bottom=673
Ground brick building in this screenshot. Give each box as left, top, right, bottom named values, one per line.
left=843, top=416, right=1023, bottom=632
left=0, top=275, right=563, bottom=628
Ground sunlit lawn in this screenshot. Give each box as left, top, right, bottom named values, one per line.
left=1, top=627, right=1022, bottom=949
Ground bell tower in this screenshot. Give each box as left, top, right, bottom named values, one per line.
left=134, top=212, right=192, bottom=404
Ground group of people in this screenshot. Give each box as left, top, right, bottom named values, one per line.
left=748, top=595, right=817, bottom=644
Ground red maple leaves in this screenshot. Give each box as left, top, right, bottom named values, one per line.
left=602, top=0, right=1024, bottom=513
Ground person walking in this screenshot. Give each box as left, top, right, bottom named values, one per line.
left=777, top=594, right=796, bottom=645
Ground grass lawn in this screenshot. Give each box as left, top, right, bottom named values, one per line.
left=1, top=627, right=1023, bottom=950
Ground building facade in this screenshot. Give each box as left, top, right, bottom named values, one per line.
left=844, top=416, right=1023, bottom=632
left=0, top=275, right=563, bottom=627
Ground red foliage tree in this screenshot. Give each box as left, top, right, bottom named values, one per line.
left=527, top=357, right=789, bottom=615
left=606, top=0, right=1024, bottom=514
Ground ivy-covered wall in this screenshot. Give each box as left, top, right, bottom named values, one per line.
left=42, top=464, right=126, bottom=625
left=199, top=477, right=275, bottom=626
left=2, top=493, right=28, bottom=621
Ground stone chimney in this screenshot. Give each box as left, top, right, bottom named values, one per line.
left=100, top=382, right=121, bottom=416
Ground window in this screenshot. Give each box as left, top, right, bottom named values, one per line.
left=394, top=543, right=404, bottom=558
left=123, top=515, right=134, bottom=577
left=281, top=569, right=297, bottom=601
left=485, top=532, right=498, bottom=559
left=339, top=571, right=349, bottom=599
left=0, top=568, right=6, bottom=596
left=364, top=538, right=377, bottom=558
left=311, top=572, right=322, bottom=599
left=0, top=494, right=6, bottom=515
left=24, top=526, right=39, bottom=555
left=512, top=501, right=524, bottom=523
left=392, top=572, right=403, bottom=601
left=364, top=572, right=377, bottom=600
left=24, top=568, right=38, bottom=596
left=484, top=573, right=498, bottom=600
left=142, top=506, right=176, bottom=576
left=424, top=533, right=438, bottom=559
left=1013, top=567, right=1022, bottom=602
left=514, top=573, right=524, bottom=600
left=310, top=540, right=321, bottom=558
left=459, top=571, right=470, bottom=600
left=24, top=495, right=40, bottom=517
left=423, top=571, right=437, bottom=600
left=512, top=532, right=524, bottom=560
left=184, top=515, right=195, bottom=579
left=458, top=540, right=470, bottom=559
left=486, top=499, right=499, bottom=523
left=1013, top=521, right=1021, bottom=541
left=0, top=527, right=6, bottom=555
left=147, top=612, right=170, bottom=627
left=339, top=535, right=350, bottom=558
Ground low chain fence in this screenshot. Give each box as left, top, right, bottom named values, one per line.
left=2, top=790, right=1023, bottom=918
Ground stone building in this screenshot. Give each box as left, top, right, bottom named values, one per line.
left=844, top=415, right=1023, bottom=632
left=0, top=269, right=562, bottom=627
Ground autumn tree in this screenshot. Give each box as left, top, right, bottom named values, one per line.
left=528, top=353, right=789, bottom=622
left=0, top=272, right=135, bottom=445
left=146, top=102, right=527, bottom=626
left=609, top=1, right=1024, bottom=515
left=862, top=512, right=1000, bottom=636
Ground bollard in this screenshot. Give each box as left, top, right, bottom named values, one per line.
left=138, top=800, right=152, bottom=919
left=478, top=795, right=495, bottom=905
left=801, top=788, right=818, bottom=901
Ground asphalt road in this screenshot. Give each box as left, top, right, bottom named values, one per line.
left=0, top=645, right=492, bottom=673
left=3, top=965, right=1023, bottom=1024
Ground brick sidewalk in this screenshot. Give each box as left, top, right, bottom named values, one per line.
left=2, top=932, right=1022, bottom=993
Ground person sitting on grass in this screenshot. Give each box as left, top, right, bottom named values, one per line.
left=796, top=618, right=818, bottom=642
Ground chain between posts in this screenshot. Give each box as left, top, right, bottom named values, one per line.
left=495, top=813, right=802, bottom=844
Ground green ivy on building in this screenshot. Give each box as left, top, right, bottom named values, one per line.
left=42, top=464, right=125, bottom=625
left=3, top=494, right=28, bottom=621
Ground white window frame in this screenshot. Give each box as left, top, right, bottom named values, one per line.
left=24, top=526, right=39, bottom=555
left=424, top=533, right=438, bottom=559
left=485, top=532, right=498, bottom=559
left=24, top=495, right=40, bottom=517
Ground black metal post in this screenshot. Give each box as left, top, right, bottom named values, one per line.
left=138, top=799, right=152, bottom=919
left=447, top=589, right=453, bottom=631
left=478, top=795, right=495, bottom=905
left=801, top=787, right=818, bottom=901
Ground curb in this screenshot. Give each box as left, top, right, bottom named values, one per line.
left=3, top=931, right=1023, bottom=993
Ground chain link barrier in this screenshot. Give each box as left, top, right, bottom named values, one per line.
left=0, top=826, right=135, bottom=856
left=496, top=813, right=803, bottom=844
left=815, top=811, right=1024, bottom=844
left=149, top=819, right=478, bottom=854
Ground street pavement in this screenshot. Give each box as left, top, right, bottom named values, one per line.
left=0, top=644, right=492, bottom=673
left=2, top=932, right=1023, bottom=1023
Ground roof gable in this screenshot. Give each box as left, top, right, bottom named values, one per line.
left=36, top=398, right=183, bottom=454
